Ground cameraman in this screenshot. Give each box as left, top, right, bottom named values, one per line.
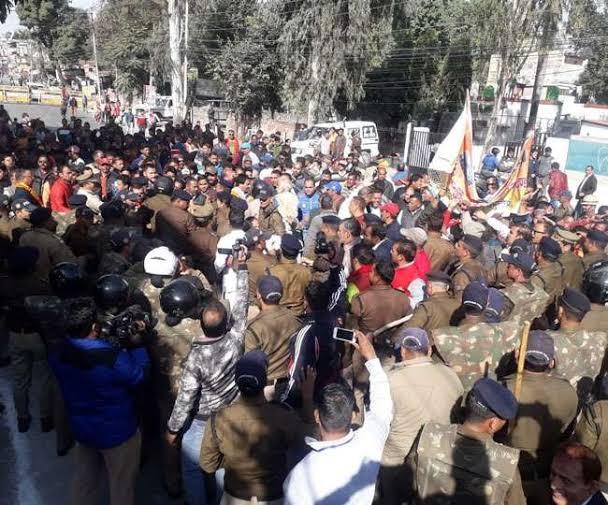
left=49, top=297, right=150, bottom=505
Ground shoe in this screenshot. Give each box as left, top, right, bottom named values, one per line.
left=18, top=416, right=31, bottom=433
left=41, top=416, right=54, bottom=433
left=57, top=440, right=75, bottom=457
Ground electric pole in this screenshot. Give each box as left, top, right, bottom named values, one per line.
left=89, top=11, right=102, bottom=97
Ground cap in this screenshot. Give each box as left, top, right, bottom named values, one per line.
left=220, top=177, right=234, bottom=190
left=559, top=287, right=591, bottom=315
left=460, top=234, right=483, bottom=256
left=173, top=189, right=192, bottom=202
left=110, top=229, right=133, bottom=249
left=426, top=270, right=452, bottom=285
left=256, top=275, right=283, bottom=303
left=125, top=192, right=144, bottom=203
left=230, top=196, right=248, bottom=213
left=462, top=281, right=489, bottom=311
left=380, top=202, right=400, bottom=217
left=258, top=186, right=273, bottom=201
left=216, top=191, right=231, bottom=204
left=588, top=230, right=608, bottom=246
left=560, top=190, right=572, bottom=198
left=396, top=327, right=430, bottom=353
left=281, top=234, right=303, bottom=256
left=501, top=252, right=536, bottom=275
left=75, top=206, right=94, bottom=219
left=76, top=171, right=94, bottom=183
left=525, top=330, right=554, bottom=366
left=538, top=236, right=562, bottom=260
left=484, top=288, right=513, bottom=323
left=510, top=213, right=529, bottom=225
left=321, top=215, right=341, bottom=226
left=190, top=202, right=214, bottom=219
left=100, top=201, right=124, bottom=220
left=582, top=195, right=599, bottom=205
left=509, top=239, right=532, bottom=255
left=143, top=246, right=179, bottom=276
left=235, top=350, right=268, bottom=394
left=11, top=199, right=36, bottom=213
left=471, top=377, right=518, bottom=420
left=28, top=207, right=52, bottom=226
left=67, top=194, right=87, bottom=208
left=245, top=228, right=271, bottom=247
left=241, top=142, right=252, bottom=150
left=325, top=181, right=342, bottom=193
left=400, top=227, right=428, bottom=246
left=555, top=227, right=579, bottom=245
left=131, top=176, right=148, bottom=187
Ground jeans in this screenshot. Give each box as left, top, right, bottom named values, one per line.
left=182, top=417, right=224, bottom=505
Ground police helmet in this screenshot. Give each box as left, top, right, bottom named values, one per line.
left=49, top=262, right=86, bottom=298
left=95, top=274, right=130, bottom=310
left=155, top=176, right=175, bottom=196
left=160, top=278, right=201, bottom=325
left=582, top=260, right=608, bottom=305
left=251, top=180, right=273, bottom=200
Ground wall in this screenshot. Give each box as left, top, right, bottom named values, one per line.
left=579, top=123, right=608, bottom=140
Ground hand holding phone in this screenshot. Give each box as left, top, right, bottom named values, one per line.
left=352, top=331, right=377, bottom=362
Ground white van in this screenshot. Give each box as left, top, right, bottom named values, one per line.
left=290, top=120, right=380, bottom=160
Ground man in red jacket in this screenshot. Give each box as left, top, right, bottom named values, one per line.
left=50, top=165, right=75, bottom=213
left=548, top=162, right=569, bottom=204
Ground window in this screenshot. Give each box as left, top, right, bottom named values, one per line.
left=362, top=125, right=377, bottom=139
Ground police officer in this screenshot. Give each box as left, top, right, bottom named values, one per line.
left=269, top=234, right=312, bottom=318
left=407, top=271, right=459, bottom=332
left=548, top=287, right=608, bottom=402
left=95, top=273, right=131, bottom=322
left=244, top=227, right=275, bottom=312
left=53, top=193, right=87, bottom=236
left=414, top=377, right=526, bottom=505
left=188, top=200, right=219, bottom=285
left=98, top=229, right=134, bottom=275
left=451, top=234, right=487, bottom=299
left=9, top=198, right=35, bottom=242
left=500, top=331, right=578, bottom=504
left=583, top=230, right=608, bottom=269
left=554, top=227, right=585, bottom=291
left=581, top=260, right=608, bottom=331
left=501, top=251, right=549, bottom=321
left=532, top=236, right=564, bottom=302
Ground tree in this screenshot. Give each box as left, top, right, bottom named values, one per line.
left=168, top=0, right=186, bottom=121
left=278, top=0, right=395, bottom=124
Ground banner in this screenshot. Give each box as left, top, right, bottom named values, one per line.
left=429, top=93, right=480, bottom=202
left=485, top=133, right=533, bottom=213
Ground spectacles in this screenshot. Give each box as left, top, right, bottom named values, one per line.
left=533, top=229, right=545, bottom=235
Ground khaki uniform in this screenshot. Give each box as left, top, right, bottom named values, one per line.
left=246, top=251, right=276, bottom=304
left=407, top=292, right=459, bottom=332
left=451, top=257, right=486, bottom=298
left=19, top=228, right=77, bottom=281
left=144, top=193, right=171, bottom=232
left=531, top=260, right=564, bottom=301
left=415, top=422, right=526, bottom=505
left=581, top=304, right=608, bottom=332
left=6, top=217, right=32, bottom=242
left=423, top=234, right=456, bottom=272
left=0, top=214, right=13, bottom=239
left=244, top=305, right=301, bottom=382
left=269, top=258, right=311, bottom=317
left=53, top=210, right=76, bottom=236
left=501, top=371, right=578, bottom=504
left=215, top=206, right=231, bottom=238
left=576, top=400, right=608, bottom=484
left=502, top=280, right=550, bottom=321
left=350, top=284, right=411, bottom=335
left=549, top=327, right=608, bottom=400
left=200, top=395, right=311, bottom=502
left=486, top=260, right=512, bottom=288
left=583, top=251, right=608, bottom=270
left=155, top=205, right=197, bottom=254
left=258, top=203, right=285, bottom=236
left=560, top=251, right=585, bottom=291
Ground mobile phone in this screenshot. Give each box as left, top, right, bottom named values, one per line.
left=333, top=327, right=355, bottom=343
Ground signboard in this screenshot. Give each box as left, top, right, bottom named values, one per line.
left=565, top=138, right=608, bottom=176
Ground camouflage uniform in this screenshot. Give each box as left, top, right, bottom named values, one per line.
left=581, top=304, right=608, bottom=332
left=548, top=328, right=608, bottom=400
left=98, top=251, right=131, bottom=275
left=431, top=320, right=522, bottom=391
left=52, top=210, right=76, bottom=236
left=451, top=258, right=486, bottom=299
left=415, top=422, right=525, bottom=505
left=502, top=280, right=550, bottom=321
left=531, top=261, right=564, bottom=301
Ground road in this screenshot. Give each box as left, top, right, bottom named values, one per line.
left=2, top=103, right=95, bottom=129
left=0, top=364, right=183, bottom=505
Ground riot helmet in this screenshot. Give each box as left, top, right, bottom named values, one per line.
left=155, top=176, right=175, bottom=196
left=95, top=274, right=130, bottom=311
left=160, top=278, right=201, bottom=326
left=583, top=260, right=608, bottom=305
left=49, top=262, right=86, bottom=298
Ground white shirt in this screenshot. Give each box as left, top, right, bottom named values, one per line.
left=76, top=188, right=103, bottom=213
left=214, top=229, right=246, bottom=274
left=283, top=358, right=393, bottom=505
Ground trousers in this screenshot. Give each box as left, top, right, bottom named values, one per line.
left=71, top=430, right=142, bottom=505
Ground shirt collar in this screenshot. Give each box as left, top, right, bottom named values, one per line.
left=305, top=430, right=355, bottom=451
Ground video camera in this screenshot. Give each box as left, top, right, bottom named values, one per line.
left=100, top=305, right=155, bottom=349
left=314, top=231, right=330, bottom=255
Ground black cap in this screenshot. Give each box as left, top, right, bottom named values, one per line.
left=100, top=201, right=124, bottom=220
left=525, top=330, right=554, bottom=366
left=510, top=239, right=532, bottom=255
left=11, top=199, right=36, bottom=213
left=216, top=191, right=231, bottom=204
left=538, top=236, right=562, bottom=260
left=173, top=189, right=192, bottom=202
left=510, top=213, right=529, bottom=225
left=235, top=350, right=268, bottom=394
left=258, top=186, right=273, bottom=201
left=67, top=194, right=87, bottom=208
left=28, top=207, right=52, bottom=226
left=559, top=287, right=591, bottom=315
left=110, top=229, right=133, bottom=249
left=281, top=234, right=303, bottom=256
left=462, top=281, right=489, bottom=311
left=321, top=215, right=341, bottom=226
left=256, top=275, right=283, bottom=303
left=125, top=192, right=144, bottom=203
left=131, top=176, right=148, bottom=187
left=230, top=196, right=248, bottom=213
left=484, top=288, right=513, bottom=323
left=588, top=230, right=608, bottom=246
left=461, top=234, right=483, bottom=256
left=471, top=377, right=518, bottom=420
left=426, top=270, right=451, bottom=284
left=501, top=252, right=536, bottom=275
left=245, top=228, right=271, bottom=247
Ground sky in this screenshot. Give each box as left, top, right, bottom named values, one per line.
left=0, top=0, right=96, bottom=33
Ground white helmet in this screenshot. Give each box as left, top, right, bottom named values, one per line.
left=144, top=246, right=178, bottom=276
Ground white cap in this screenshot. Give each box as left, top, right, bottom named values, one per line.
left=259, top=168, right=273, bottom=180
left=144, top=246, right=178, bottom=276
left=400, top=227, right=428, bottom=246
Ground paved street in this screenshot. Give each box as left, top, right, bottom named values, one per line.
left=0, top=363, right=182, bottom=505
left=2, top=103, right=95, bottom=129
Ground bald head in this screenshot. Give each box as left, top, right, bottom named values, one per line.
left=201, top=299, right=228, bottom=339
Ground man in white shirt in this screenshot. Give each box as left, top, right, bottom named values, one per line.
left=214, top=210, right=247, bottom=274
left=283, top=331, right=393, bottom=505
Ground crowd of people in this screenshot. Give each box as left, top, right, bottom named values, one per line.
left=0, top=106, right=607, bottom=505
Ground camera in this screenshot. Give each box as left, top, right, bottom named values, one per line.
left=100, top=305, right=155, bottom=348
left=314, top=231, right=330, bottom=255
left=232, top=238, right=245, bottom=254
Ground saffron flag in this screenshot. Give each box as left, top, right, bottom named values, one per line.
left=485, top=133, right=533, bottom=212
left=429, top=93, right=479, bottom=202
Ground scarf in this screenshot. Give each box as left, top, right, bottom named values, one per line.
left=15, top=182, right=43, bottom=206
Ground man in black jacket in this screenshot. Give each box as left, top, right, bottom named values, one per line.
left=575, top=165, right=598, bottom=217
